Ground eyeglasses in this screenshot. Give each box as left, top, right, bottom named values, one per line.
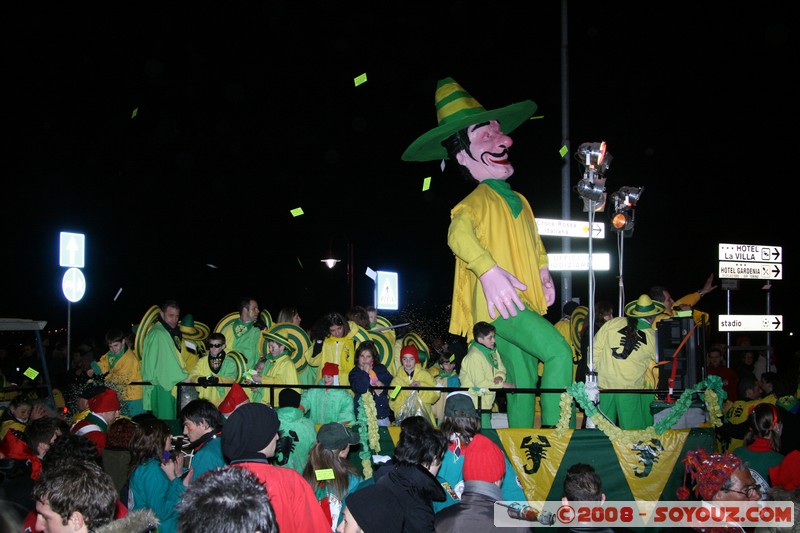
left=725, top=484, right=761, bottom=498
left=208, top=343, right=223, bottom=348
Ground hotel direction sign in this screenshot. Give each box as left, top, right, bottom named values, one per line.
left=718, top=243, right=783, bottom=280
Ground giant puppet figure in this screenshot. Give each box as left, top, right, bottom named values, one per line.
left=402, top=78, right=572, bottom=427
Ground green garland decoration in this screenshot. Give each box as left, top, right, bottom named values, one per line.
left=554, top=376, right=726, bottom=446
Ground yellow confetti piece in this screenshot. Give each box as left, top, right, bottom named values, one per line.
left=290, top=207, right=304, bottom=217
left=354, top=73, right=367, bottom=87
left=390, top=385, right=402, bottom=399
left=449, top=355, right=455, bottom=362
left=422, top=177, right=431, bottom=191
left=24, top=367, right=39, bottom=380
left=559, top=145, right=568, bottom=158
left=131, top=107, right=138, bottom=119
left=297, top=257, right=304, bottom=269
left=315, top=468, right=335, bottom=480
left=529, top=115, right=544, bottom=120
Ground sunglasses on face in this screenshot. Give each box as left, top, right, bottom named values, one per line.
left=208, top=343, right=223, bottom=348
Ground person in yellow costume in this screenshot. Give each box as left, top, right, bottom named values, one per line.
left=650, top=274, right=717, bottom=329
left=402, top=78, right=573, bottom=427
left=89, top=329, right=143, bottom=416
left=188, top=333, right=244, bottom=406
left=593, top=294, right=665, bottom=430
left=306, top=312, right=365, bottom=386
left=388, top=345, right=440, bottom=426
left=251, top=327, right=300, bottom=407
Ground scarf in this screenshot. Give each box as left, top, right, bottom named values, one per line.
left=470, top=341, right=499, bottom=369
left=483, top=179, right=522, bottom=218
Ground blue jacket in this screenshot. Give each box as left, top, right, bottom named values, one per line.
left=349, top=363, right=393, bottom=420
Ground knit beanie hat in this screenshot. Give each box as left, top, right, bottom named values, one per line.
left=218, top=383, right=250, bottom=417
left=400, top=345, right=419, bottom=364
left=88, top=388, right=121, bottom=413
left=679, top=449, right=743, bottom=500
left=322, top=362, right=339, bottom=377
left=462, top=434, right=506, bottom=483
left=768, top=449, right=800, bottom=491
left=221, top=403, right=279, bottom=461
left=278, top=388, right=301, bottom=409
left=346, top=484, right=404, bottom=533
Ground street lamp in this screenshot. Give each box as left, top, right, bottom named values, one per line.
left=321, top=236, right=354, bottom=309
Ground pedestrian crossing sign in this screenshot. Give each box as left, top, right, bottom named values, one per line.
left=376, top=271, right=399, bottom=311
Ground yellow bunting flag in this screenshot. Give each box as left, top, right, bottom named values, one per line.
left=496, top=428, right=573, bottom=502
left=611, top=429, right=688, bottom=521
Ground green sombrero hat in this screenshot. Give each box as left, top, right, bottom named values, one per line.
left=624, top=294, right=666, bottom=318
left=401, top=77, right=538, bottom=162
left=179, top=314, right=210, bottom=342
left=260, top=323, right=310, bottom=370
left=402, top=332, right=430, bottom=366
left=367, top=330, right=394, bottom=367
left=134, top=305, right=161, bottom=360
left=214, top=310, right=273, bottom=333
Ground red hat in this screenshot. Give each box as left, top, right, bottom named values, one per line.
left=462, top=434, right=506, bottom=483
left=322, top=362, right=339, bottom=377
left=219, top=383, right=250, bottom=417
left=88, top=388, right=121, bottom=413
left=680, top=449, right=743, bottom=500
left=768, top=450, right=800, bottom=491
left=400, top=345, right=419, bottom=364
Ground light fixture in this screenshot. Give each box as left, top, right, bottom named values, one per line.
left=321, top=258, right=341, bottom=269
left=574, top=141, right=613, bottom=211
left=608, top=186, right=644, bottom=234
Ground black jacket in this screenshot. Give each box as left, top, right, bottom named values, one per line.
left=377, top=463, right=447, bottom=532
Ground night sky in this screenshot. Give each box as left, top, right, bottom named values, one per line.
left=3, top=2, right=797, bottom=355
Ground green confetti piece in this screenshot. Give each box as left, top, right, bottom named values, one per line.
left=131, top=107, right=138, bottom=119
left=449, top=355, right=455, bottom=362
left=315, top=468, right=335, bottom=480
left=24, top=367, right=39, bottom=380
left=290, top=207, right=304, bottom=217
left=390, top=385, right=402, bottom=399
left=422, top=177, right=431, bottom=191
left=354, top=73, right=367, bottom=87
left=559, top=145, right=568, bottom=157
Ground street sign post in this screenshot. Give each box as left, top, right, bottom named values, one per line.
left=537, top=218, right=605, bottom=239
left=548, top=253, right=610, bottom=271
left=718, top=315, right=783, bottom=332
left=718, top=262, right=782, bottom=280
left=718, top=243, right=781, bottom=263
left=59, top=231, right=86, bottom=268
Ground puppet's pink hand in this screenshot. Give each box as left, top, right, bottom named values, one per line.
left=479, top=265, right=527, bottom=320
left=540, top=267, right=555, bottom=306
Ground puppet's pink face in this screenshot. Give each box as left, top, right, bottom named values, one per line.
left=455, top=120, right=514, bottom=181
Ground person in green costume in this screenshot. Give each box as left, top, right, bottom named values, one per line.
left=141, top=300, right=188, bottom=420
left=402, top=78, right=573, bottom=428
left=219, top=297, right=264, bottom=369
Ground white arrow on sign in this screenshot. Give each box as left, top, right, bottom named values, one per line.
left=718, top=243, right=781, bottom=263
left=719, top=262, right=782, bottom=280
left=536, top=218, right=605, bottom=239
left=718, top=315, right=782, bottom=332
left=59, top=231, right=86, bottom=268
